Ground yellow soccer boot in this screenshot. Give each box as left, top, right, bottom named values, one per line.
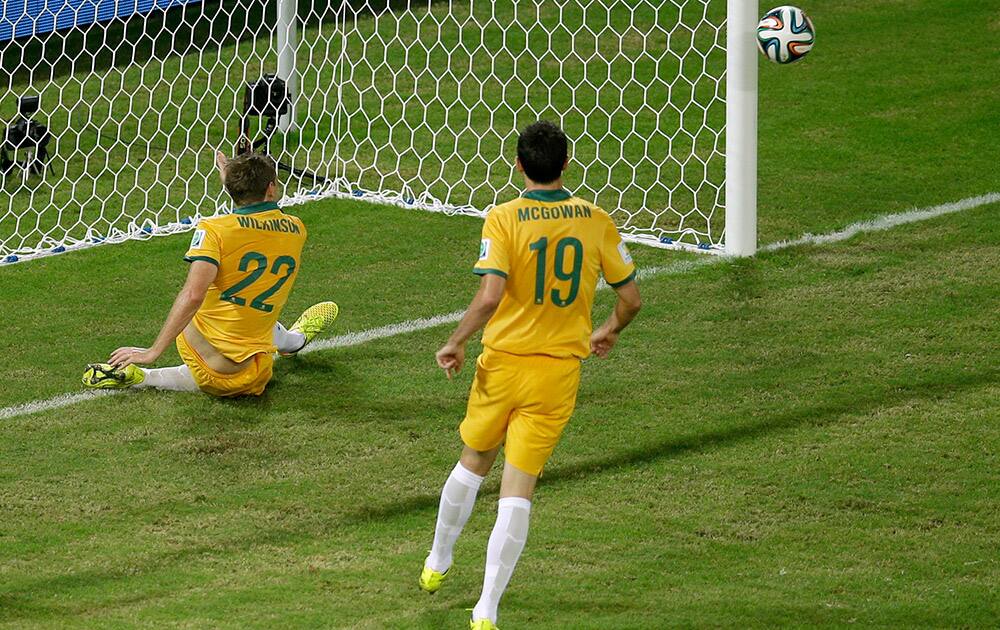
left=418, top=564, right=448, bottom=594
left=283, top=301, right=339, bottom=355
left=82, top=363, right=145, bottom=389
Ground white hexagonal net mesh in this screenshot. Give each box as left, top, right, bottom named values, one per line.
left=1, top=0, right=727, bottom=263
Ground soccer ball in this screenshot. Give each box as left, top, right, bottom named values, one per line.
left=757, top=6, right=816, bottom=64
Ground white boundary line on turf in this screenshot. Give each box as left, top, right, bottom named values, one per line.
left=1, top=192, right=997, bottom=422
left=0, top=390, right=120, bottom=421
left=761, top=192, right=1000, bottom=252
left=300, top=310, right=467, bottom=354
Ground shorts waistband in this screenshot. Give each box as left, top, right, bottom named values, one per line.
left=177, top=331, right=263, bottom=379
left=482, top=346, right=582, bottom=366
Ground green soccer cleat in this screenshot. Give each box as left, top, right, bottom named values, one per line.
left=283, top=301, right=339, bottom=355
left=470, top=618, right=498, bottom=630
left=418, top=564, right=448, bottom=594
left=82, top=363, right=145, bottom=389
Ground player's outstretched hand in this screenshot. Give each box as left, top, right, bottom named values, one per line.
left=110, top=346, right=160, bottom=369
left=435, top=342, right=465, bottom=380
left=590, top=326, right=620, bottom=359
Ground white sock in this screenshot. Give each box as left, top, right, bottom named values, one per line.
left=273, top=322, right=306, bottom=354
left=138, top=365, right=200, bottom=392
left=472, top=497, right=532, bottom=624
left=425, top=462, right=485, bottom=573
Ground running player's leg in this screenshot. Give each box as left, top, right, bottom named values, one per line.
left=423, top=445, right=499, bottom=589
left=421, top=351, right=512, bottom=593
left=471, top=463, right=537, bottom=625
left=470, top=355, right=580, bottom=627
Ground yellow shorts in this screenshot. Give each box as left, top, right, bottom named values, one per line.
left=459, top=348, right=581, bottom=476
left=175, top=332, right=273, bottom=397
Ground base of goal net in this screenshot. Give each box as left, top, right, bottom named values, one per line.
left=1, top=0, right=754, bottom=265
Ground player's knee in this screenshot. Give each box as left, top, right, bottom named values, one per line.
left=460, top=445, right=498, bottom=476
left=499, top=460, right=539, bottom=499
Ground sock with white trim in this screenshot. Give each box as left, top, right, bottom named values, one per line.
left=273, top=322, right=307, bottom=354
left=138, top=365, right=199, bottom=392
left=471, top=496, right=532, bottom=624
left=425, top=462, right=485, bottom=573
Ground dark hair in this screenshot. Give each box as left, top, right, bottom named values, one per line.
left=517, top=120, right=568, bottom=184
left=224, top=153, right=278, bottom=206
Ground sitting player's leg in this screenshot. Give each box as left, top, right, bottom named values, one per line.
left=85, top=300, right=339, bottom=392
left=273, top=322, right=306, bottom=355
left=278, top=301, right=339, bottom=355
left=138, top=365, right=200, bottom=392
left=82, top=363, right=198, bottom=392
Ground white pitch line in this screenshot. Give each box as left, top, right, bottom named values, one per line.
left=0, top=389, right=121, bottom=421
left=300, top=310, right=467, bottom=354
left=761, top=192, right=1000, bottom=252
left=303, top=259, right=719, bottom=356
left=1, top=192, right=997, bottom=422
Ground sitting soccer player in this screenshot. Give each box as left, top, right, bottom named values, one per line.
left=419, top=121, right=642, bottom=629
left=82, top=152, right=338, bottom=397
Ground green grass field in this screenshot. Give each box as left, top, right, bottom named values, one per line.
left=2, top=0, right=1000, bottom=627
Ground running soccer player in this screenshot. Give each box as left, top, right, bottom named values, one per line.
left=419, top=121, right=642, bottom=629
left=82, top=151, right=338, bottom=397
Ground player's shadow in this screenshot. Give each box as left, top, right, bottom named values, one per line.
left=3, top=366, right=994, bottom=622
left=270, top=347, right=462, bottom=428
left=342, top=364, right=998, bottom=524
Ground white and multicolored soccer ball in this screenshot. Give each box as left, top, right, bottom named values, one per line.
left=757, top=6, right=815, bottom=64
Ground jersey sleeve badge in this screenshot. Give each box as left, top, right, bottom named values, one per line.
left=618, top=241, right=633, bottom=264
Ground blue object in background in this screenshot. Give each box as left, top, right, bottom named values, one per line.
left=0, top=0, right=202, bottom=42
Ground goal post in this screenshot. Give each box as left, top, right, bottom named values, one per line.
left=725, top=0, right=759, bottom=257
left=275, top=0, right=298, bottom=132
left=0, top=0, right=758, bottom=264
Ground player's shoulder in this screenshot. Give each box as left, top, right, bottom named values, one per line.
left=565, top=196, right=616, bottom=233
left=196, top=213, right=228, bottom=230
left=274, top=209, right=307, bottom=235
left=489, top=198, right=523, bottom=218
left=481, top=199, right=522, bottom=233
left=567, top=196, right=611, bottom=221
left=191, top=214, right=232, bottom=242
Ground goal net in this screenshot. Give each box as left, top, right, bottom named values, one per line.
left=1, top=0, right=753, bottom=264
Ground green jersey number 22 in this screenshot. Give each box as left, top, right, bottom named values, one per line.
left=220, top=251, right=296, bottom=313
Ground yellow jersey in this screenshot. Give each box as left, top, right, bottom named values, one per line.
left=473, top=189, right=636, bottom=359
left=184, top=201, right=307, bottom=362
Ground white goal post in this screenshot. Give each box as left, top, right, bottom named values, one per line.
left=0, top=0, right=757, bottom=264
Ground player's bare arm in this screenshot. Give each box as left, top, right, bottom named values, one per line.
left=590, top=279, right=642, bottom=358
left=109, top=260, right=218, bottom=368
left=435, top=273, right=506, bottom=379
